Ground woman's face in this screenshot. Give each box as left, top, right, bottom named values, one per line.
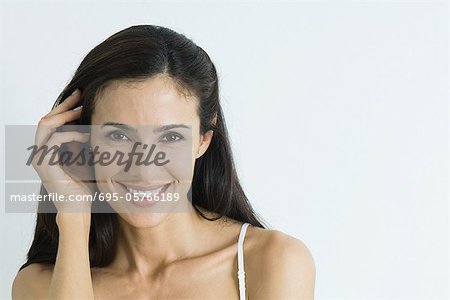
left=89, top=75, right=211, bottom=227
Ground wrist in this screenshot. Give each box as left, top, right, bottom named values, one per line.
left=56, top=212, right=91, bottom=233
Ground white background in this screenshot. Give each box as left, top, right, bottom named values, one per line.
left=0, top=0, right=448, bottom=299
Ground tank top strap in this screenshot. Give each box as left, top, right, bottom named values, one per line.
left=237, top=222, right=250, bottom=300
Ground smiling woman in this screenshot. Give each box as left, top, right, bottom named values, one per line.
left=12, top=25, right=315, bottom=299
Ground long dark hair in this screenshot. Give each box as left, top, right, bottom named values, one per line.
left=20, top=25, right=268, bottom=271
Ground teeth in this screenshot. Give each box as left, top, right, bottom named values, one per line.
left=126, top=185, right=165, bottom=196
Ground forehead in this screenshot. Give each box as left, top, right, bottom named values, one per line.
left=91, top=75, right=198, bottom=126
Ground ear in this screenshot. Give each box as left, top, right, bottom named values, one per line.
left=196, top=114, right=217, bottom=159
left=196, top=130, right=214, bottom=159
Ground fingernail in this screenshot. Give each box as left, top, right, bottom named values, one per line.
left=73, top=105, right=83, bottom=111
left=82, top=132, right=90, bottom=135
left=71, top=89, right=79, bottom=96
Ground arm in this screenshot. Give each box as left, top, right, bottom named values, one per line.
left=48, top=212, right=94, bottom=300
left=13, top=88, right=96, bottom=299
left=12, top=213, right=94, bottom=300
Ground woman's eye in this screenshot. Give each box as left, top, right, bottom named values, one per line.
left=107, top=131, right=129, bottom=141
left=161, top=132, right=184, bottom=143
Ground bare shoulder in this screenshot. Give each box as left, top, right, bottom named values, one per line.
left=12, top=263, right=53, bottom=300
left=245, top=226, right=316, bottom=299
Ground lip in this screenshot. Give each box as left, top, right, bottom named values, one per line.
left=116, top=181, right=171, bottom=208
left=130, top=183, right=171, bottom=208
left=117, top=182, right=169, bottom=191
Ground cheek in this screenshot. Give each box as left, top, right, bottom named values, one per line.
left=191, top=131, right=203, bottom=156
left=91, top=144, right=128, bottom=192
left=94, top=165, right=120, bottom=195
left=95, top=164, right=121, bottom=180
left=162, top=144, right=194, bottom=182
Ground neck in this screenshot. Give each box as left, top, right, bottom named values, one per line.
left=111, top=204, right=213, bottom=276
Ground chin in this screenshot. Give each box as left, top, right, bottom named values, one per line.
left=117, top=211, right=169, bottom=228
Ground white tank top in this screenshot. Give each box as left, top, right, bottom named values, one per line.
left=237, top=222, right=250, bottom=300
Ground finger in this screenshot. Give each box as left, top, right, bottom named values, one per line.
left=32, top=131, right=90, bottom=168
left=31, top=131, right=90, bottom=172
left=46, top=89, right=82, bottom=117
left=40, top=108, right=82, bottom=128
left=35, top=109, right=83, bottom=146
left=46, top=131, right=90, bottom=150
left=45, top=108, right=83, bottom=126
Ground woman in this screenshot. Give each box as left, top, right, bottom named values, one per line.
left=12, top=25, right=315, bottom=299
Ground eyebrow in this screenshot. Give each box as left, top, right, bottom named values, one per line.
left=101, top=122, right=190, bottom=133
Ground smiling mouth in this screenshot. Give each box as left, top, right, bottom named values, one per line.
left=117, top=182, right=171, bottom=196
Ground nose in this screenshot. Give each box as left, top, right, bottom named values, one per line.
left=122, top=141, right=169, bottom=180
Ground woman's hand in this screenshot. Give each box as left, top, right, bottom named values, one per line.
left=31, top=89, right=94, bottom=214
